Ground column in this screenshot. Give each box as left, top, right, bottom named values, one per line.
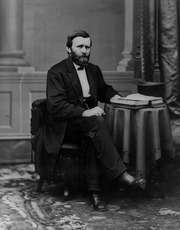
left=0, top=0, right=27, bottom=69
left=117, top=0, right=134, bottom=72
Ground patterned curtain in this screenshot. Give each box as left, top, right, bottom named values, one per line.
left=159, top=0, right=180, bottom=118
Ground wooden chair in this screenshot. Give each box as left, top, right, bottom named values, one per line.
left=31, top=99, right=85, bottom=198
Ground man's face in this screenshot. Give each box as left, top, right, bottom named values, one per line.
left=67, top=36, right=91, bottom=67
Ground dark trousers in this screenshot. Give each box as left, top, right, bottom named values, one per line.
left=66, top=116, right=126, bottom=191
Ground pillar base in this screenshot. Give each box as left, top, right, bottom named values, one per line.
left=0, top=66, right=35, bottom=73
left=117, top=56, right=134, bottom=72
left=0, top=51, right=27, bottom=67
left=0, top=57, right=27, bottom=67
left=0, top=66, right=18, bottom=72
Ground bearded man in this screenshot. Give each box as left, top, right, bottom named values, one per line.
left=46, top=30, right=144, bottom=211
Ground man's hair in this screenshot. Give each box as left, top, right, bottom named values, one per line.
left=66, top=30, right=92, bottom=48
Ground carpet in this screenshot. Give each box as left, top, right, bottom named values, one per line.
left=1, top=162, right=180, bottom=229
left=0, top=165, right=89, bottom=230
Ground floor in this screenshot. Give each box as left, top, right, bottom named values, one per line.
left=0, top=155, right=180, bottom=230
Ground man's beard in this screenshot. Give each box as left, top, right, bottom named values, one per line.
left=70, top=51, right=90, bottom=67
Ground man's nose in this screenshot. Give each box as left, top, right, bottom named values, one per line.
left=81, top=47, right=87, bottom=53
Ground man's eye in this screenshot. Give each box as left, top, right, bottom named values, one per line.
left=77, top=45, right=90, bottom=49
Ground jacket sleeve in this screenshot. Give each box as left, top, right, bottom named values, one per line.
left=96, top=66, right=120, bottom=103
left=46, top=69, right=86, bottom=119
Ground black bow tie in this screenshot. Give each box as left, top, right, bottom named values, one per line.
left=77, top=66, right=85, bottom=70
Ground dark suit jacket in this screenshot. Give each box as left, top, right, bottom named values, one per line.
left=45, top=57, right=118, bottom=154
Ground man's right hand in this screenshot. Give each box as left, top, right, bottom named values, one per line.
left=82, top=106, right=105, bottom=117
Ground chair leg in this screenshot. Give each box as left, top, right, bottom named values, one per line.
left=37, top=178, right=44, bottom=192
left=63, top=187, right=70, bottom=200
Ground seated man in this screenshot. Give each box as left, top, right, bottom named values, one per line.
left=46, top=30, right=144, bottom=211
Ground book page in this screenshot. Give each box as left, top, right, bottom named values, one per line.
left=110, top=97, right=149, bottom=105
left=125, top=93, right=162, bottom=101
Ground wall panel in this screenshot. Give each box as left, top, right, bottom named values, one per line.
left=0, top=75, right=21, bottom=134
left=21, top=73, right=46, bottom=133
left=0, top=91, right=12, bottom=127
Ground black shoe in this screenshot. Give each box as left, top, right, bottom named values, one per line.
left=119, top=172, right=146, bottom=190
left=90, top=192, right=107, bottom=211
left=133, top=178, right=146, bottom=190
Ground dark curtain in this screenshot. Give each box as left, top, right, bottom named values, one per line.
left=134, top=0, right=180, bottom=118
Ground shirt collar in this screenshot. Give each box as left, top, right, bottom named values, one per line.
left=73, top=62, right=85, bottom=71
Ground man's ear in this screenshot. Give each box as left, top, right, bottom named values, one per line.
left=66, top=46, right=71, bottom=54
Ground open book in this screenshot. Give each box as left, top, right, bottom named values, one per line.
left=111, top=93, right=164, bottom=107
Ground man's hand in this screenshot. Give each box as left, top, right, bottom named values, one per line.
left=82, top=106, right=105, bottom=117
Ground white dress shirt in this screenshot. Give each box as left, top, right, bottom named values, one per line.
left=74, top=63, right=90, bottom=98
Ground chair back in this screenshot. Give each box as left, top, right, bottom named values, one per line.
left=31, top=98, right=47, bottom=136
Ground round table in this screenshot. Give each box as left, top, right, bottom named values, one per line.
left=104, top=103, right=175, bottom=180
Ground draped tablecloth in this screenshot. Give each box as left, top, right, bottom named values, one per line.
left=104, top=103, right=175, bottom=179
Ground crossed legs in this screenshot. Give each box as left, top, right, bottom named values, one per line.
left=67, top=116, right=126, bottom=190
